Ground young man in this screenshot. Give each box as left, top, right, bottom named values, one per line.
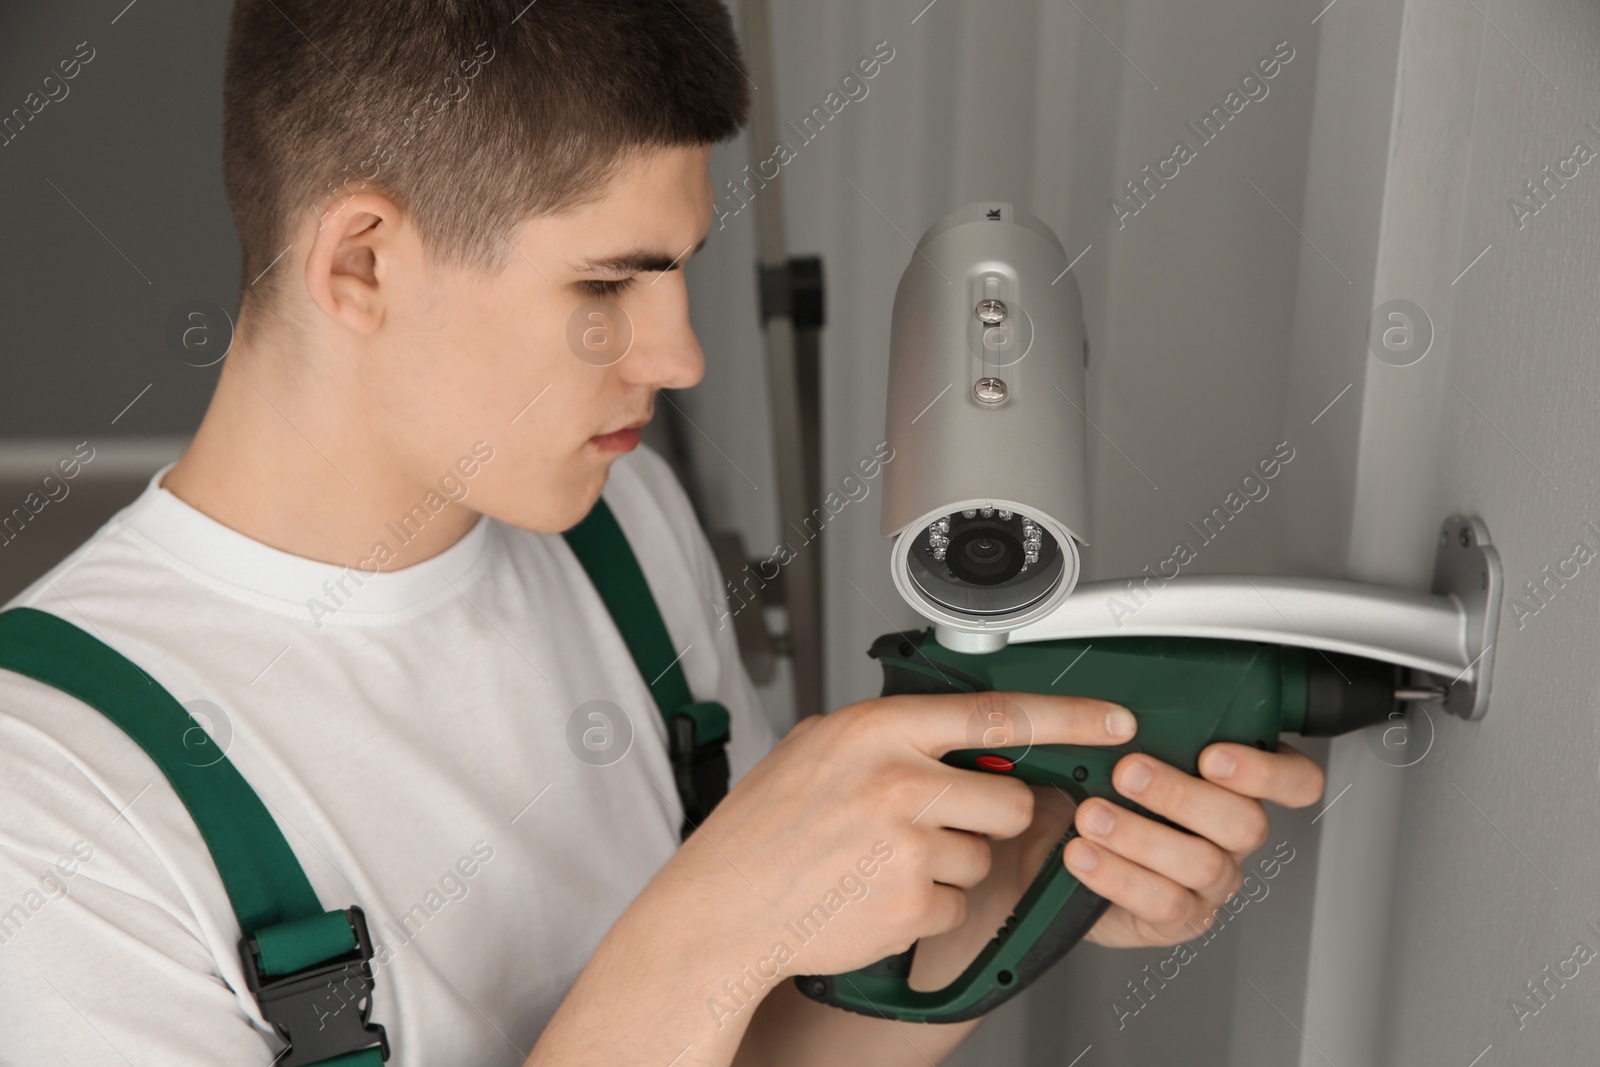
left=0, top=2, right=1325, bottom=1064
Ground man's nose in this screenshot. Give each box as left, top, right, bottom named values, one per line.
left=619, top=276, right=704, bottom=390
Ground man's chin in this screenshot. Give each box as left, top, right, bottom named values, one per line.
left=469, top=468, right=608, bottom=535
left=554, top=462, right=613, bottom=532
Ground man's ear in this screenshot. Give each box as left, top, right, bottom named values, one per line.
left=304, top=191, right=407, bottom=335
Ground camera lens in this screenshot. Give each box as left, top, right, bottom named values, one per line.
left=906, top=507, right=1064, bottom=616
left=967, top=539, right=1001, bottom=563
left=948, top=526, right=1024, bottom=585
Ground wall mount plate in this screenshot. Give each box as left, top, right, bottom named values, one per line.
left=1429, top=515, right=1500, bottom=721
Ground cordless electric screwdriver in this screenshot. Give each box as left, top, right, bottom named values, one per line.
left=793, top=202, right=1500, bottom=1024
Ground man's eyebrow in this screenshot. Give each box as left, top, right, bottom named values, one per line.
left=572, top=236, right=708, bottom=274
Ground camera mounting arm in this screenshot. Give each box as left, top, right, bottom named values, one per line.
left=1002, top=515, right=1501, bottom=721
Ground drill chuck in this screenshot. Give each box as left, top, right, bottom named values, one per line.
left=1298, top=650, right=1406, bottom=737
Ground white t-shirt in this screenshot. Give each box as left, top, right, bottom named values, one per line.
left=0, top=443, right=780, bottom=1066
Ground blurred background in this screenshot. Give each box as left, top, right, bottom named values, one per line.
left=4, top=0, right=1599, bottom=1063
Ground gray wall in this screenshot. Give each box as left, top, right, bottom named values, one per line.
left=0, top=2, right=227, bottom=595
left=0, top=1, right=235, bottom=440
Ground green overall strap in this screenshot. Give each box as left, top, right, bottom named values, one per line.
left=562, top=497, right=731, bottom=840
left=0, top=607, right=387, bottom=1067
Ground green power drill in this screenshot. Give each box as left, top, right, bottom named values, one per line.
left=793, top=202, right=1501, bottom=1024
left=795, top=629, right=1415, bottom=1023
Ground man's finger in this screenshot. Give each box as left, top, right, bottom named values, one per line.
left=909, top=768, right=1036, bottom=840
left=1109, top=754, right=1270, bottom=856
left=924, top=827, right=994, bottom=889
left=1063, top=835, right=1202, bottom=940
left=1074, top=797, right=1243, bottom=902
left=881, top=690, right=1136, bottom=759
left=1197, top=740, right=1326, bottom=809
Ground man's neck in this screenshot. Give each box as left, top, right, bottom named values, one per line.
left=162, top=336, right=479, bottom=572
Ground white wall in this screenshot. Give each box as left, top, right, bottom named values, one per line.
left=1373, top=0, right=1600, bottom=1061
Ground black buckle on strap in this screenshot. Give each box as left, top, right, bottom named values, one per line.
left=669, top=713, right=730, bottom=839
left=240, top=906, right=389, bottom=1066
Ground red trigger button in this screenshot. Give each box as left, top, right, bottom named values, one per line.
left=975, top=754, right=1015, bottom=772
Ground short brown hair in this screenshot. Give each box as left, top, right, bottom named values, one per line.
left=223, top=0, right=749, bottom=317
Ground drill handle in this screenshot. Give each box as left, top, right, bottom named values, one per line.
left=794, top=815, right=1111, bottom=1023
left=792, top=632, right=1126, bottom=1023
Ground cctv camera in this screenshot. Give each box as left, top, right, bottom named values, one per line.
left=880, top=202, right=1090, bottom=653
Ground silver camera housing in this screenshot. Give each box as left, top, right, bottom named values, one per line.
left=880, top=202, right=1090, bottom=652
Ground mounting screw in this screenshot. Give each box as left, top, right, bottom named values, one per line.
left=976, top=299, right=1008, bottom=324
left=1459, top=527, right=1472, bottom=548
left=974, top=377, right=1007, bottom=404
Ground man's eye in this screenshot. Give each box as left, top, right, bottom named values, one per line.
left=580, top=277, right=635, bottom=297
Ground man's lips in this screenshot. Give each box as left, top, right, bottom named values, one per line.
left=593, top=416, right=650, bottom=439
left=590, top=416, right=649, bottom=452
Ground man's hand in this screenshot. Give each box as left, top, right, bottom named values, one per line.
left=1069, top=741, right=1324, bottom=947
left=908, top=741, right=1324, bottom=999
left=675, top=691, right=1140, bottom=977
left=530, top=690, right=1137, bottom=1067
left=914, top=739, right=1325, bottom=983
